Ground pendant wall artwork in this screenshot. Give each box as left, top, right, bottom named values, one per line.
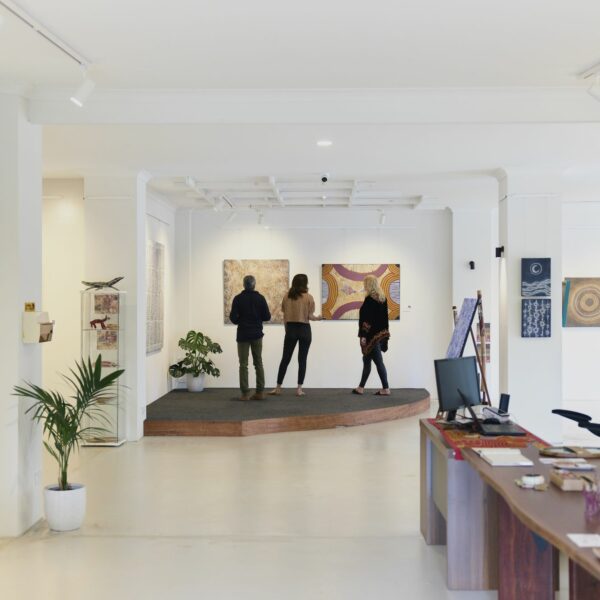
left=521, top=257, right=552, bottom=338
left=522, top=299, right=551, bottom=338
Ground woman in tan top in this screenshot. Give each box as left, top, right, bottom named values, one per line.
left=269, top=273, right=322, bottom=396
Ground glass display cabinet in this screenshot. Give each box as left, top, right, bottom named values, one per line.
left=81, top=289, right=126, bottom=446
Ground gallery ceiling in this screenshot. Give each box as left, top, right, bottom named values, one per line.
left=42, top=122, right=600, bottom=209
left=150, top=176, right=426, bottom=210
left=2, top=0, right=600, bottom=91
left=13, top=0, right=600, bottom=206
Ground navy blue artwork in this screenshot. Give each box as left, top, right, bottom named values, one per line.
left=521, top=258, right=551, bottom=297
left=446, top=298, right=478, bottom=358
left=521, top=299, right=551, bottom=338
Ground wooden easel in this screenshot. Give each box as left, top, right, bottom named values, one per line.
left=452, top=290, right=491, bottom=406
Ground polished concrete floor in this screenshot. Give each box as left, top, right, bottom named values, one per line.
left=0, top=413, right=568, bottom=599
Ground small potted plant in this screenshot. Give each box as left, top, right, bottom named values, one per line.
left=13, top=355, right=124, bottom=532
left=169, top=330, right=222, bottom=392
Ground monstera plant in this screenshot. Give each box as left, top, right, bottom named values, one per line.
left=169, top=330, right=222, bottom=392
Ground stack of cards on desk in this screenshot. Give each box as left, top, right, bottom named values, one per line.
left=567, top=534, right=600, bottom=548
left=473, top=448, right=533, bottom=467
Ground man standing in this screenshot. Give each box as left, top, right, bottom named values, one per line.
left=230, top=275, right=271, bottom=400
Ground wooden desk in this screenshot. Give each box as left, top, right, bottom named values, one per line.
left=420, top=418, right=600, bottom=598
left=462, top=445, right=600, bottom=600
left=420, top=419, right=498, bottom=590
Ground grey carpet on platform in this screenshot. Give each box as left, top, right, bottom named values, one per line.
left=146, top=388, right=429, bottom=422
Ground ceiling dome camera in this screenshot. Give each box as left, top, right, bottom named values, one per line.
left=321, top=173, right=329, bottom=183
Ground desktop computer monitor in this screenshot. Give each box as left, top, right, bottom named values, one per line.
left=434, top=356, right=481, bottom=417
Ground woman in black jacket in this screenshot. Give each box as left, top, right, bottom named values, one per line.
left=353, top=275, right=391, bottom=396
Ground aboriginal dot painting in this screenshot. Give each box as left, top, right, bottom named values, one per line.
left=321, top=264, right=400, bottom=321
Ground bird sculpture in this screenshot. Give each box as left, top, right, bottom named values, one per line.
left=81, top=277, right=124, bottom=291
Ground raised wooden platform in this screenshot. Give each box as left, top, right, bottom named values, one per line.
left=144, top=387, right=430, bottom=437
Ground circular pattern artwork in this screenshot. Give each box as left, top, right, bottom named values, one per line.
left=321, top=263, right=400, bottom=320
left=563, top=278, right=600, bottom=327
left=571, top=285, right=600, bottom=323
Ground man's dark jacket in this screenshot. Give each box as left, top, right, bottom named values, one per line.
left=230, top=290, right=271, bottom=342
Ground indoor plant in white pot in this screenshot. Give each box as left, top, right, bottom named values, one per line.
left=13, top=355, right=124, bottom=532
left=169, top=330, right=222, bottom=392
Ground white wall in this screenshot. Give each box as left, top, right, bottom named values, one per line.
left=562, top=201, right=600, bottom=443
left=84, top=175, right=148, bottom=441
left=145, top=194, right=176, bottom=403
left=451, top=209, right=499, bottom=403
left=498, top=183, right=563, bottom=442
left=173, top=208, right=452, bottom=395
left=42, top=180, right=85, bottom=392
left=0, top=95, right=43, bottom=536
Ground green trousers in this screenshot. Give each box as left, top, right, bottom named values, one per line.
left=237, top=338, right=265, bottom=395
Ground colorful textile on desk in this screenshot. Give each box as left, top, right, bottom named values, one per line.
left=427, top=418, right=549, bottom=460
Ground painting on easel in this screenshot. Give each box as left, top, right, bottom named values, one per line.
left=446, top=298, right=478, bottom=359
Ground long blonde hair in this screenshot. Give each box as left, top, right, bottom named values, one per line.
left=364, top=275, right=386, bottom=303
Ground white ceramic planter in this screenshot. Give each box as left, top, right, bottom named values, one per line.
left=187, top=373, right=205, bottom=392
left=44, top=484, right=86, bottom=532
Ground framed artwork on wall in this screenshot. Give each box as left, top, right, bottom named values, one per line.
left=146, top=241, right=165, bottom=353
left=223, top=259, right=290, bottom=324
left=562, top=277, right=600, bottom=327
left=521, top=299, right=551, bottom=338
left=521, top=258, right=551, bottom=297
left=321, top=264, right=400, bottom=321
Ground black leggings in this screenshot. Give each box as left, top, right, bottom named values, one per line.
left=359, top=342, right=389, bottom=389
left=276, top=322, right=312, bottom=385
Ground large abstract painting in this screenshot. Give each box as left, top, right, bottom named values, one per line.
left=562, top=277, right=600, bottom=327
left=321, top=264, right=400, bottom=320
left=521, top=258, right=551, bottom=297
left=223, top=259, right=289, bottom=324
left=146, top=241, right=165, bottom=353
left=446, top=298, right=478, bottom=358
left=522, top=299, right=551, bottom=337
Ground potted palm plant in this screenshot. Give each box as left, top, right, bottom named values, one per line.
left=169, top=330, right=222, bottom=392
left=13, top=355, right=124, bottom=532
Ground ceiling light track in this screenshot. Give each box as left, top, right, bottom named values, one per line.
left=0, top=0, right=90, bottom=69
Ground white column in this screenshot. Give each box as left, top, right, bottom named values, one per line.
left=451, top=208, right=499, bottom=402
left=497, top=169, right=563, bottom=441
left=84, top=173, right=150, bottom=441
left=0, top=94, right=43, bottom=536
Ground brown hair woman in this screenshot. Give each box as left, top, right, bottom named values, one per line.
left=269, top=273, right=322, bottom=397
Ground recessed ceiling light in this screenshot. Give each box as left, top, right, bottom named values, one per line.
left=316, top=140, right=333, bottom=147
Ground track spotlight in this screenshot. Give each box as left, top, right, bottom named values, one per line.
left=495, top=246, right=505, bottom=258
left=213, top=198, right=226, bottom=212
left=469, top=260, right=475, bottom=270
left=379, top=211, right=387, bottom=225
left=70, top=75, right=95, bottom=107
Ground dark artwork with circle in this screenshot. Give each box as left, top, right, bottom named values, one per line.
left=522, top=299, right=551, bottom=338
left=562, top=278, right=600, bottom=327
left=521, top=258, right=551, bottom=297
